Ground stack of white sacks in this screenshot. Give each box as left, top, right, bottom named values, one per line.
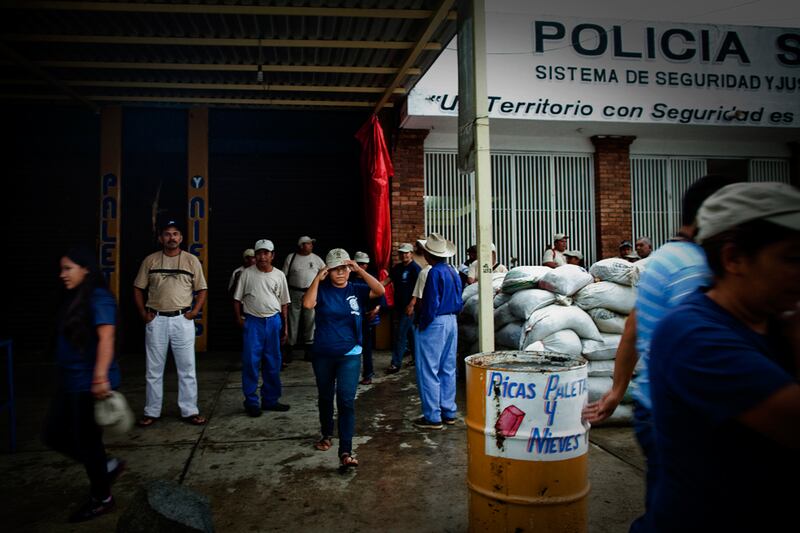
left=458, top=258, right=650, bottom=425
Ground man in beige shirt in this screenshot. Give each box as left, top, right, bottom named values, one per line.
left=133, top=220, right=208, bottom=426
left=233, top=239, right=291, bottom=416
left=282, top=236, right=325, bottom=359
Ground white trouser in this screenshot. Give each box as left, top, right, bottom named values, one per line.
left=144, top=314, right=199, bottom=418
left=287, top=288, right=316, bottom=346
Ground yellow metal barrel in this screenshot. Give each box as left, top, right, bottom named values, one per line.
left=465, top=351, right=590, bottom=532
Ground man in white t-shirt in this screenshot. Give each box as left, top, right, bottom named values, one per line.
left=282, top=236, right=325, bottom=358
left=466, top=243, right=508, bottom=284
left=542, top=233, right=568, bottom=268
left=228, top=248, right=255, bottom=296
left=234, top=239, right=291, bottom=417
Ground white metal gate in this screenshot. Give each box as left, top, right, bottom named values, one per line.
left=749, top=159, right=791, bottom=183
left=632, top=156, right=792, bottom=249
left=631, top=157, right=707, bottom=250
left=424, top=150, right=596, bottom=267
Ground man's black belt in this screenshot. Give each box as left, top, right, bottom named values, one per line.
left=288, top=286, right=309, bottom=292
left=147, top=307, right=191, bottom=317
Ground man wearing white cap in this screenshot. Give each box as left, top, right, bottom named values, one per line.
left=641, top=182, right=800, bottom=531
left=413, top=233, right=463, bottom=430
left=563, top=250, right=583, bottom=267
left=283, top=236, right=325, bottom=358
left=228, top=248, right=256, bottom=296
left=234, top=239, right=291, bottom=416
left=542, top=233, right=568, bottom=268
left=466, top=243, right=507, bottom=284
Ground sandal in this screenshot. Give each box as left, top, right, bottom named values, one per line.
left=314, top=436, right=333, bottom=451
left=136, top=415, right=159, bottom=428
left=181, top=414, right=207, bottom=426
left=340, top=453, right=359, bottom=468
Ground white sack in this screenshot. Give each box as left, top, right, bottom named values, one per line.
left=574, top=281, right=637, bottom=314
left=582, top=333, right=622, bottom=361
left=462, top=272, right=507, bottom=301
left=537, top=265, right=594, bottom=296
left=589, top=258, right=636, bottom=286
left=527, top=329, right=583, bottom=357
left=588, top=376, right=613, bottom=403
left=501, top=266, right=551, bottom=293
left=520, top=305, right=602, bottom=348
left=588, top=359, right=615, bottom=377
left=588, top=308, right=627, bottom=334
left=496, top=321, right=524, bottom=349
left=629, top=256, right=652, bottom=286
left=494, top=292, right=512, bottom=308
left=494, top=302, right=517, bottom=330
left=508, top=289, right=557, bottom=321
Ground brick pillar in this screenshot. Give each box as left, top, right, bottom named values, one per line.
left=591, top=135, right=636, bottom=259
left=391, top=128, right=428, bottom=249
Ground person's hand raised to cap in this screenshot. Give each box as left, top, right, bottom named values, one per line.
left=316, top=266, right=329, bottom=281
left=344, top=259, right=363, bottom=274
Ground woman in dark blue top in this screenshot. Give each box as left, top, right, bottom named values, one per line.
left=303, top=248, right=385, bottom=468
left=43, top=247, right=123, bottom=522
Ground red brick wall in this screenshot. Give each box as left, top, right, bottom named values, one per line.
left=591, top=135, right=636, bottom=259
left=390, top=128, right=428, bottom=249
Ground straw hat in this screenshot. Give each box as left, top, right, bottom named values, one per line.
left=417, top=233, right=456, bottom=258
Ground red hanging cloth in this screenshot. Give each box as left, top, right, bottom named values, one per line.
left=355, top=114, right=394, bottom=306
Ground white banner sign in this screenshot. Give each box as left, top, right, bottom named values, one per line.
left=484, top=366, right=589, bottom=462
left=409, top=15, right=800, bottom=127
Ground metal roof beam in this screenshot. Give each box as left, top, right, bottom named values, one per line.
left=1, top=79, right=406, bottom=94
left=2, top=34, right=441, bottom=50
left=4, top=1, right=457, bottom=20
left=0, top=93, right=393, bottom=108
left=374, top=0, right=455, bottom=112
left=29, top=60, right=422, bottom=76
left=0, top=41, right=96, bottom=112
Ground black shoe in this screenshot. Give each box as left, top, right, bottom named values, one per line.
left=442, top=416, right=457, bottom=426
left=385, top=365, right=400, bottom=375
left=68, top=496, right=115, bottom=522
left=262, top=402, right=290, bottom=412
left=412, top=416, right=443, bottom=430
left=245, top=404, right=262, bottom=417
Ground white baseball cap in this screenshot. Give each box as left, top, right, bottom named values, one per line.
left=397, top=243, right=413, bottom=253
left=254, top=239, right=274, bottom=252
left=553, top=233, right=568, bottom=241
left=696, top=182, right=800, bottom=243
left=354, top=251, right=370, bottom=263
left=297, top=236, right=316, bottom=246
left=242, top=248, right=255, bottom=258
left=564, top=250, right=583, bottom=260
left=325, top=248, right=350, bottom=268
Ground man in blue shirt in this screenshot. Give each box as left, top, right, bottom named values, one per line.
left=644, top=182, right=800, bottom=532
left=583, top=174, right=735, bottom=526
left=413, top=233, right=463, bottom=430
left=383, top=243, right=421, bottom=373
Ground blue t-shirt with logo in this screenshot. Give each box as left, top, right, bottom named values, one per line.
left=312, top=281, right=372, bottom=357
left=56, top=287, right=121, bottom=392
left=390, top=261, right=421, bottom=309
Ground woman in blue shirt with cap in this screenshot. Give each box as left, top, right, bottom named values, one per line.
left=303, top=248, right=385, bottom=468
left=43, top=247, right=124, bottom=522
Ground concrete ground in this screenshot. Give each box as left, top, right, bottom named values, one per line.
left=0, top=349, right=644, bottom=532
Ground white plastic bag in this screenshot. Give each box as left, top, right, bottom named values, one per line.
left=537, top=265, right=594, bottom=296
left=582, top=333, right=622, bottom=361
left=508, top=289, right=556, bottom=321
left=574, top=281, right=637, bottom=314
left=501, top=266, right=551, bottom=293
left=520, top=305, right=602, bottom=348
left=588, top=308, right=627, bottom=334
left=589, top=258, right=636, bottom=286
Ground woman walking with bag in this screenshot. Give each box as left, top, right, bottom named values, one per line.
left=43, top=247, right=124, bottom=522
left=303, top=249, right=385, bottom=468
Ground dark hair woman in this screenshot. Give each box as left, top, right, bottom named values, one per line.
left=43, top=247, right=123, bottom=522
left=302, top=248, right=385, bottom=468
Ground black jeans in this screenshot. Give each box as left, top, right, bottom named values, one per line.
left=43, top=390, right=110, bottom=500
